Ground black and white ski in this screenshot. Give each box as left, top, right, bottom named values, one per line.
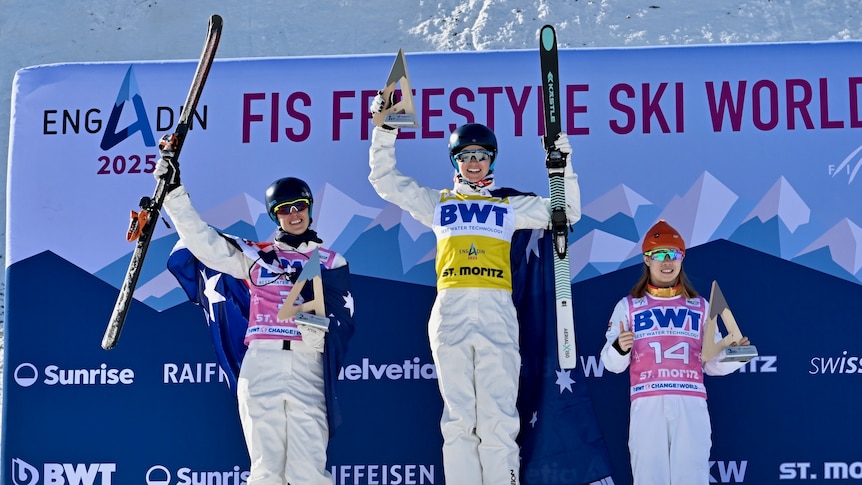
left=539, top=24, right=577, bottom=369
left=102, top=14, right=223, bottom=350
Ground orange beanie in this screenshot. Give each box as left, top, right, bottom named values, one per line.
left=642, top=220, right=685, bottom=253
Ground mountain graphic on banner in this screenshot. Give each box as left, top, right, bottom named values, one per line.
left=795, top=218, right=862, bottom=281
left=731, top=177, right=811, bottom=260
left=343, top=202, right=437, bottom=286
left=94, top=172, right=862, bottom=312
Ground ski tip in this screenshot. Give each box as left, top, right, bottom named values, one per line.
left=210, top=14, right=223, bottom=27
left=540, top=25, right=556, bottom=51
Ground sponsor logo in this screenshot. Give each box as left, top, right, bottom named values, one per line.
left=710, top=460, right=747, bottom=483
left=13, top=364, right=38, bottom=387
left=163, top=363, right=229, bottom=384
left=330, top=464, right=435, bottom=484
left=461, top=242, right=486, bottom=260
left=780, top=461, right=862, bottom=480
left=809, top=351, right=862, bottom=374
left=632, top=307, right=703, bottom=332
left=440, top=203, right=507, bottom=227
left=581, top=355, right=605, bottom=378
left=13, top=363, right=134, bottom=387
left=735, top=355, right=778, bottom=373
left=44, top=66, right=207, bottom=151
left=146, top=465, right=249, bottom=485
left=338, top=357, right=437, bottom=381
left=828, top=144, right=862, bottom=185
left=11, top=458, right=116, bottom=485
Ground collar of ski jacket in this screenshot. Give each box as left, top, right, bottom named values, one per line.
left=275, top=228, right=323, bottom=248
left=454, top=171, right=495, bottom=195
left=646, top=283, right=684, bottom=298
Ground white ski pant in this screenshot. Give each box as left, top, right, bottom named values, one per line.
left=629, top=394, right=712, bottom=485
left=429, top=288, right=521, bottom=485
left=237, top=339, right=330, bottom=485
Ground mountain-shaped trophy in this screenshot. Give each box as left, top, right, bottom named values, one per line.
left=372, top=48, right=420, bottom=129
left=702, top=280, right=758, bottom=362
left=277, top=249, right=330, bottom=332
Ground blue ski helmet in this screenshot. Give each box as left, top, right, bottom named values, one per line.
left=448, top=123, right=498, bottom=170
left=265, top=177, right=314, bottom=224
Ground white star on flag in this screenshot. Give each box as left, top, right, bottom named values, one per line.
left=343, top=291, right=355, bottom=317
left=525, top=229, right=543, bottom=262
left=555, top=368, right=575, bottom=393
left=201, top=270, right=226, bottom=322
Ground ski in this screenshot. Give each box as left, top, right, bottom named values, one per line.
left=102, top=14, right=223, bottom=350
left=539, top=24, right=577, bottom=369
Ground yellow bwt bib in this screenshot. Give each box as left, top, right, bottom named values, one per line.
left=432, top=191, right=516, bottom=291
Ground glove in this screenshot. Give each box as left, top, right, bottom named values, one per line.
left=554, top=132, right=572, bottom=156
left=370, top=89, right=398, bottom=131
left=298, top=323, right=326, bottom=353
left=153, top=134, right=181, bottom=192
left=369, top=89, right=395, bottom=114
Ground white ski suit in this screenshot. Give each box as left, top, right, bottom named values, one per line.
left=163, top=186, right=346, bottom=485
left=369, top=127, right=580, bottom=485
left=601, top=293, right=746, bottom=485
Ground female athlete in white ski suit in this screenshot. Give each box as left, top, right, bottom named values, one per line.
left=368, top=121, right=580, bottom=485
left=600, top=220, right=752, bottom=485
left=158, top=160, right=345, bottom=485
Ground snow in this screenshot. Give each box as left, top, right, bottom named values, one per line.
left=1, top=0, right=860, bottom=414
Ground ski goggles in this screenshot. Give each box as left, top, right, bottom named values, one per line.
left=274, top=199, right=310, bottom=215
left=453, top=149, right=493, bottom=163
left=644, top=248, right=684, bottom=261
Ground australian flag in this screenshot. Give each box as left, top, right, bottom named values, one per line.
left=166, top=238, right=356, bottom=435
left=512, top=228, right=616, bottom=485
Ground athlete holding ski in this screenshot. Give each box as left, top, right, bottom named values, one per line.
left=155, top=153, right=354, bottom=485
left=368, top=93, right=581, bottom=484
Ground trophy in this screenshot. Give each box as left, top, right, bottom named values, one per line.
left=702, top=280, right=758, bottom=362
left=277, top=249, right=330, bottom=332
left=372, top=48, right=420, bottom=129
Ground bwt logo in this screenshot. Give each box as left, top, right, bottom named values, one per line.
left=440, top=203, right=507, bottom=227
left=11, top=458, right=116, bottom=485
left=13, top=362, right=135, bottom=387
left=632, top=307, right=703, bottom=332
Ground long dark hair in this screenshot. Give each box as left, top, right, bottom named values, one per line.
left=629, top=264, right=699, bottom=298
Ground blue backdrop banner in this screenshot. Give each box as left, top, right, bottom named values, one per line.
left=5, top=41, right=862, bottom=484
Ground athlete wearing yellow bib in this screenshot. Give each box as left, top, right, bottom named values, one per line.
left=368, top=110, right=580, bottom=485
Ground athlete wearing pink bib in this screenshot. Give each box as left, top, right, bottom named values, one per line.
left=156, top=153, right=350, bottom=485
left=601, top=220, right=753, bottom=485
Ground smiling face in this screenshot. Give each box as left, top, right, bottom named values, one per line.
left=274, top=201, right=311, bottom=235
left=454, top=144, right=492, bottom=183
left=643, top=247, right=684, bottom=287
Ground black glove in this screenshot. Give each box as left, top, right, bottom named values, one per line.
left=153, top=134, right=181, bottom=192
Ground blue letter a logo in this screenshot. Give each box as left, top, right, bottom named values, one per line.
left=100, top=66, right=156, bottom=150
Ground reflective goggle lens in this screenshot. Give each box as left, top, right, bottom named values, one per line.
left=275, top=199, right=310, bottom=215
left=454, top=149, right=493, bottom=163
left=645, top=249, right=684, bottom=261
